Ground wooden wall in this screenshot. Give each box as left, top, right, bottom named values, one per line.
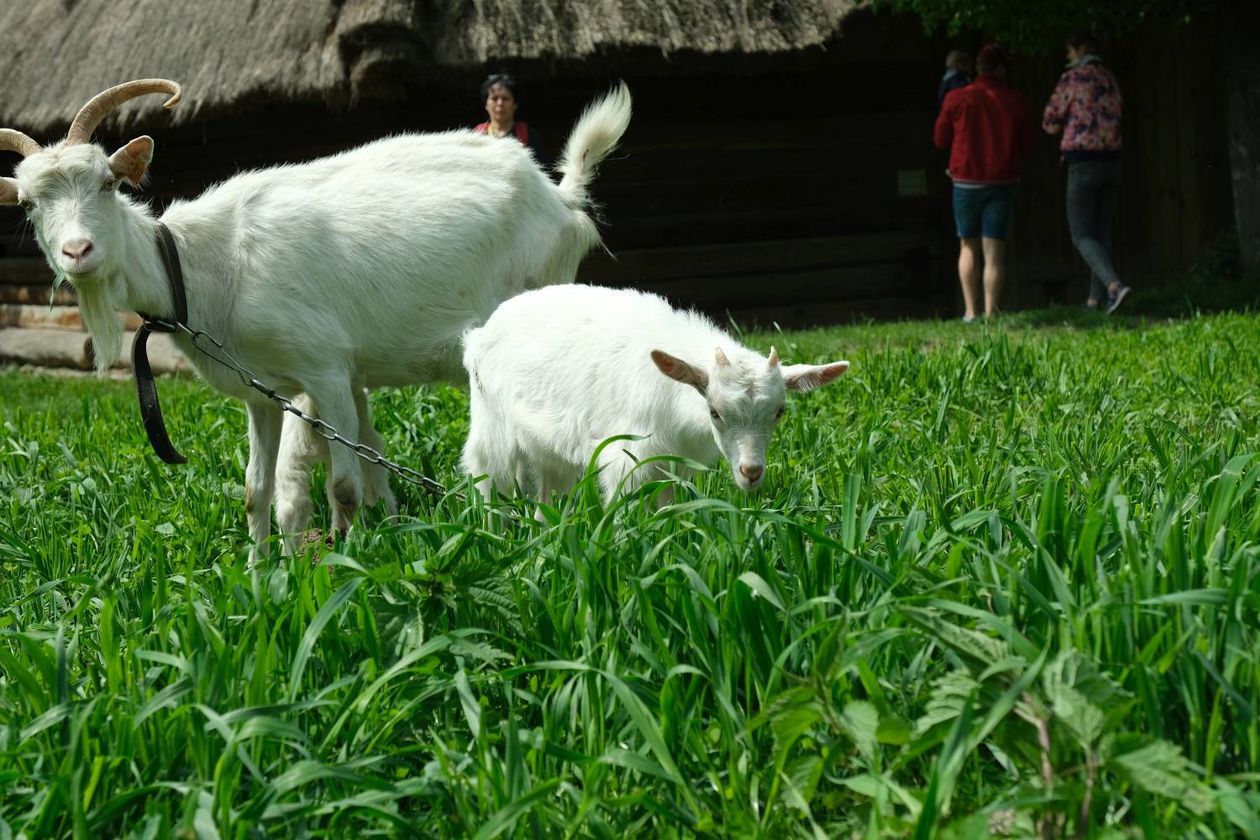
left=0, top=10, right=1236, bottom=335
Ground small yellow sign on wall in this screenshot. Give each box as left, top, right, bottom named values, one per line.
left=897, top=169, right=928, bottom=197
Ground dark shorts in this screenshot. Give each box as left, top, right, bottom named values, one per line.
left=952, top=184, right=1015, bottom=240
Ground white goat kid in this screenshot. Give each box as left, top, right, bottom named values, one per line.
left=0, top=79, right=632, bottom=559
left=462, top=285, right=849, bottom=505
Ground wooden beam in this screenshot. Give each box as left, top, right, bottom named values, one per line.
left=0, top=305, right=141, bottom=331
left=0, top=327, right=190, bottom=375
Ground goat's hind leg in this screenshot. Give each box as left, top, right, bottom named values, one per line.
left=462, top=425, right=510, bottom=503
left=462, top=386, right=517, bottom=503
left=302, top=377, right=365, bottom=536
left=354, top=388, right=396, bottom=516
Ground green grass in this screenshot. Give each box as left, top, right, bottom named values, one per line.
left=2, top=311, right=1259, bottom=837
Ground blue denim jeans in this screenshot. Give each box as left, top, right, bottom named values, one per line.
left=952, top=184, right=1015, bottom=240
left=1066, top=158, right=1122, bottom=302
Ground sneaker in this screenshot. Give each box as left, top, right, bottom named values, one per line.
left=962, top=314, right=976, bottom=324
left=1105, top=285, right=1130, bottom=314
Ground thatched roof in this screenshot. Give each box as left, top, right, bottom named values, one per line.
left=434, top=0, right=859, bottom=64
left=0, top=0, right=857, bottom=136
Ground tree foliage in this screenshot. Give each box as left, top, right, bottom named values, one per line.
left=867, top=0, right=1217, bottom=53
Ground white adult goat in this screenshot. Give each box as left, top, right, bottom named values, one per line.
left=462, top=284, right=850, bottom=504
left=0, top=79, right=632, bottom=557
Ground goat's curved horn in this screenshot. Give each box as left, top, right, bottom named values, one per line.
left=0, top=129, right=41, bottom=158
left=66, top=79, right=182, bottom=145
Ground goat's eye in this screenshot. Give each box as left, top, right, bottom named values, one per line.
left=101, top=177, right=118, bottom=192
left=709, top=408, right=722, bottom=423
left=17, top=198, right=32, bottom=212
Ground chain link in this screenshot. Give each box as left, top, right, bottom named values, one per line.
left=150, top=317, right=459, bottom=501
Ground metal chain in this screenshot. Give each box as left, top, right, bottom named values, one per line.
left=148, top=317, right=459, bottom=501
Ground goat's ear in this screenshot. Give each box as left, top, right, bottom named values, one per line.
left=0, top=177, right=17, bottom=205
left=782, top=360, right=850, bottom=392
left=109, top=136, right=155, bottom=186
left=651, top=349, right=709, bottom=394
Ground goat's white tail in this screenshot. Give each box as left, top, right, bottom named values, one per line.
left=556, top=81, right=632, bottom=211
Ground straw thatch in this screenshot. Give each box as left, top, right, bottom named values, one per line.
left=0, top=0, right=857, bottom=136
left=434, top=0, right=859, bottom=65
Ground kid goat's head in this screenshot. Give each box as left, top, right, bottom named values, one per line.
left=1, top=80, right=181, bottom=370
left=651, top=345, right=849, bottom=491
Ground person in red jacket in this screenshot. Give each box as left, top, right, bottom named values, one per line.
left=934, top=45, right=1034, bottom=321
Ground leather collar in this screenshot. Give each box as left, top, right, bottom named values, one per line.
left=131, top=221, right=188, bottom=464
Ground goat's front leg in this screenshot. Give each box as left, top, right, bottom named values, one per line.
left=244, top=399, right=283, bottom=563
left=304, top=379, right=364, bottom=536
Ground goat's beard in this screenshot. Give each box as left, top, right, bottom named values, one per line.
left=75, top=275, right=124, bottom=375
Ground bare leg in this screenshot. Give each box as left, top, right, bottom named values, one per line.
left=244, top=400, right=283, bottom=563
left=958, top=237, right=982, bottom=320
left=981, top=237, right=1006, bottom=317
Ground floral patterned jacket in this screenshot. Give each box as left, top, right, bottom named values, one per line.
left=1042, top=57, right=1123, bottom=155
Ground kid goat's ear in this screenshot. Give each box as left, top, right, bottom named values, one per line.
left=782, top=360, right=850, bottom=392
left=108, top=136, right=155, bottom=186
left=651, top=349, right=709, bottom=394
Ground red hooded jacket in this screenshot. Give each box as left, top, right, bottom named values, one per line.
left=934, top=75, right=1033, bottom=185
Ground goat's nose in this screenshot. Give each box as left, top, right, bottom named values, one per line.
left=740, top=464, right=764, bottom=483
left=61, top=239, right=93, bottom=260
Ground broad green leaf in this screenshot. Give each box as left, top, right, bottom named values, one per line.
left=840, top=700, right=879, bottom=763
left=1111, top=740, right=1213, bottom=815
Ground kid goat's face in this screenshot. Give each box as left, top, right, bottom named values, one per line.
left=651, top=346, right=850, bottom=491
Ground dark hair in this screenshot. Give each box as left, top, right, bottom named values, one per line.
left=1065, top=31, right=1098, bottom=53
left=945, top=49, right=973, bottom=74
left=976, top=44, right=1009, bottom=75
left=480, top=73, right=519, bottom=102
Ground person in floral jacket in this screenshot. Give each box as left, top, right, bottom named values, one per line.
left=1043, top=32, right=1130, bottom=313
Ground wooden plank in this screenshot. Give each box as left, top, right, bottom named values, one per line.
left=597, top=162, right=936, bottom=214
left=603, top=196, right=941, bottom=249
left=715, top=294, right=948, bottom=332
left=0, top=327, right=93, bottom=370
left=604, top=144, right=937, bottom=187
left=0, top=284, right=74, bottom=305
left=0, top=305, right=141, bottom=331
left=634, top=262, right=921, bottom=311
left=605, top=140, right=937, bottom=184
left=581, top=233, right=939, bottom=286
left=0, top=327, right=190, bottom=374
left=0, top=257, right=54, bottom=286
left=605, top=111, right=937, bottom=157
